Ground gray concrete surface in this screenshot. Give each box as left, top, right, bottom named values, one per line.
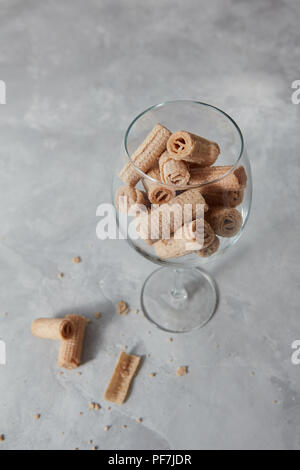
left=0, top=0, right=300, bottom=450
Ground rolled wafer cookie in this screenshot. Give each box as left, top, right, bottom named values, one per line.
left=105, top=351, right=141, bottom=405
left=201, top=189, right=244, bottom=208
left=167, top=131, right=220, bottom=166
left=159, top=151, right=190, bottom=186
left=137, top=188, right=208, bottom=243
left=115, top=185, right=148, bottom=213
left=119, top=123, right=171, bottom=186
left=142, top=166, right=176, bottom=204
left=190, top=165, right=247, bottom=190
left=31, top=318, right=74, bottom=340
left=58, top=315, right=86, bottom=369
left=196, top=235, right=220, bottom=257
left=154, top=219, right=214, bottom=259
left=206, top=207, right=243, bottom=238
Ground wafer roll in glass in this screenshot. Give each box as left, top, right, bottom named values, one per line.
left=120, top=123, right=171, bottom=186
left=189, top=165, right=247, bottom=190
left=206, top=207, right=243, bottom=237
left=58, top=315, right=86, bottom=369
left=143, top=166, right=176, bottom=204
left=196, top=235, right=220, bottom=257
left=115, top=185, right=148, bottom=213
left=201, top=189, right=244, bottom=208
left=167, top=131, right=220, bottom=166
left=159, top=151, right=190, bottom=186
left=31, top=318, right=74, bottom=340
left=154, top=219, right=214, bottom=259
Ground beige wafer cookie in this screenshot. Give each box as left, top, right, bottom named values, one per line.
left=206, top=207, right=243, bottom=238
left=189, top=165, right=247, bottom=191
left=201, top=189, right=244, bottom=208
left=115, top=185, right=148, bottom=213
left=105, top=351, right=141, bottom=405
left=154, top=219, right=214, bottom=259
left=31, top=318, right=74, bottom=340
left=167, top=131, right=220, bottom=165
left=196, top=235, right=220, bottom=257
left=159, top=151, right=190, bottom=186
left=143, top=166, right=176, bottom=204
left=119, top=123, right=171, bottom=186
left=58, top=315, right=86, bottom=369
left=137, top=188, right=208, bottom=243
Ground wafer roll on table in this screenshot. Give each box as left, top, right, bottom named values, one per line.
left=137, top=188, right=208, bottom=244
left=206, top=207, right=243, bottom=238
left=119, top=123, right=171, bottom=186
left=58, top=315, right=86, bottom=369
left=159, top=151, right=190, bottom=186
left=31, top=318, right=74, bottom=340
left=115, top=185, right=148, bottom=213
left=167, top=131, right=220, bottom=166
left=142, top=166, right=176, bottom=205
left=105, top=351, right=141, bottom=405
left=197, top=235, right=220, bottom=257
left=154, top=219, right=214, bottom=259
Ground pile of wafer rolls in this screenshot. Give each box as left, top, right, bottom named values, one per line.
left=117, top=123, right=247, bottom=260
left=31, top=315, right=86, bottom=369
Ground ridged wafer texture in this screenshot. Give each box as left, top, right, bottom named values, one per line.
left=167, top=131, right=220, bottom=165
left=104, top=351, right=141, bottom=404
left=143, top=166, right=176, bottom=204
left=119, top=123, right=171, bottom=186
left=154, top=219, right=214, bottom=259
left=57, top=315, right=86, bottom=369
left=196, top=235, right=220, bottom=257
left=201, top=189, right=244, bottom=208
left=206, top=207, right=243, bottom=238
left=115, top=185, right=148, bottom=213
left=137, top=188, right=208, bottom=243
left=159, top=150, right=190, bottom=186
left=31, top=318, right=74, bottom=340
left=189, top=165, right=247, bottom=191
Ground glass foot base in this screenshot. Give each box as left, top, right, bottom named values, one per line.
left=141, top=267, right=218, bottom=333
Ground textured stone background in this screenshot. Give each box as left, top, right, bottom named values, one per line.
left=0, top=0, right=299, bottom=450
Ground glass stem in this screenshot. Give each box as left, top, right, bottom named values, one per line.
left=171, top=269, right=188, bottom=301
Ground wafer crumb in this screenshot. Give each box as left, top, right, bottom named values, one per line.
left=107, top=407, right=111, bottom=411
left=176, top=366, right=188, bottom=376
left=74, top=448, right=79, bottom=450
left=94, top=312, right=102, bottom=319
left=58, top=371, right=64, bottom=376
left=135, top=309, right=139, bottom=315
left=73, top=256, right=81, bottom=264
left=92, top=446, right=98, bottom=450
left=58, top=272, right=64, bottom=279
left=149, top=372, right=156, bottom=378
left=89, top=440, right=93, bottom=444
left=94, top=403, right=101, bottom=410
left=89, top=402, right=95, bottom=409
left=34, top=414, right=41, bottom=420
left=147, top=354, right=151, bottom=358
left=0, top=434, right=4, bottom=442
left=251, top=371, right=255, bottom=376
left=77, top=372, right=82, bottom=376
left=122, top=425, right=127, bottom=429
left=79, top=412, right=83, bottom=416
left=169, top=337, right=173, bottom=342
left=273, top=400, right=279, bottom=405
left=117, top=301, right=130, bottom=316
left=104, top=425, right=110, bottom=431
left=86, top=319, right=92, bottom=324
left=137, top=418, right=143, bottom=423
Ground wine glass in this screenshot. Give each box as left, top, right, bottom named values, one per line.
left=112, top=100, right=252, bottom=333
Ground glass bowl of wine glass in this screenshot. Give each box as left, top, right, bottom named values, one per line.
left=112, top=100, right=252, bottom=333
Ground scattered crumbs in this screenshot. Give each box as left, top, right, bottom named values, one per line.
left=104, top=425, right=110, bottom=431
left=176, top=366, right=188, bottom=376
left=122, top=425, right=127, bottom=429
left=137, top=418, right=143, bottom=423
left=34, top=414, right=41, bottom=421
left=135, top=309, right=139, bottom=315
left=73, top=256, right=81, bottom=264
left=92, top=446, right=98, bottom=451
left=117, top=301, right=130, bottom=316
left=89, top=402, right=95, bottom=409
left=88, top=440, right=93, bottom=445
left=0, top=434, right=4, bottom=442
left=273, top=400, right=279, bottom=405
left=58, top=272, right=64, bottom=279
left=94, top=312, right=102, bottom=319
left=149, top=372, right=156, bottom=378
left=94, top=403, right=101, bottom=410
left=168, top=337, right=173, bottom=342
